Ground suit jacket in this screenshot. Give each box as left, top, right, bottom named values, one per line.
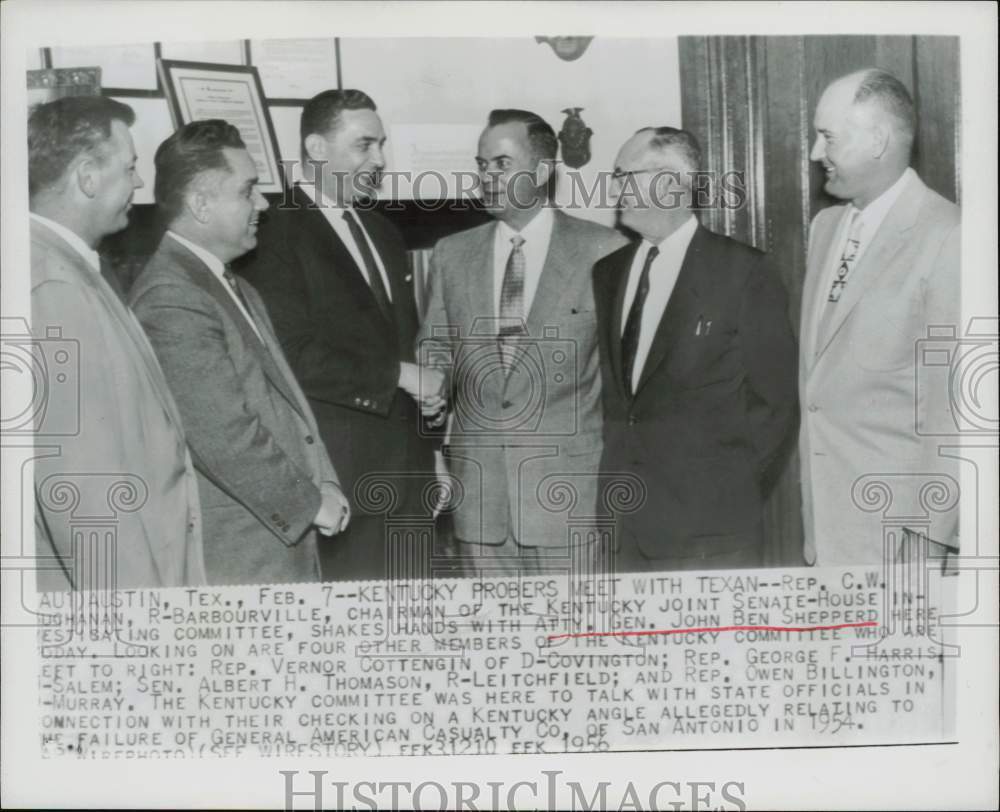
left=30, top=219, right=206, bottom=590
left=800, top=171, right=960, bottom=565
left=130, top=234, right=338, bottom=584
left=235, top=186, right=434, bottom=552
left=594, top=223, right=798, bottom=560
left=417, top=209, right=627, bottom=547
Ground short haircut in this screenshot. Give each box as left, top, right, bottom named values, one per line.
left=154, top=119, right=245, bottom=222
left=487, top=108, right=558, bottom=164
left=853, top=68, right=917, bottom=144
left=300, top=89, right=377, bottom=159
left=28, top=96, right=136, bottom=198
left=636, top=126, right=702, bottom=179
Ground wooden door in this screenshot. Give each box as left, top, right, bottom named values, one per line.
left=678, top=35, right=960, bottom=565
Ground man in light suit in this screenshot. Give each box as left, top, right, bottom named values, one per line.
left=237, top=89, right=439, bottom=582
left=417, top=109, right=627, bottom=574
left=595, top=127, right=798, bottom=573
left=130, top=120, right=350, bottom=585
left=28, top=97, right=206, bottom=590
left=801, top=68, right=961, bottom=565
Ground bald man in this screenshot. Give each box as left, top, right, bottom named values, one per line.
left=800, top=68, right=961, bottom=565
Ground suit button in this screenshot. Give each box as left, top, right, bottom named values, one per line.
left=363, top=399, right=371, bottom=408
left=271, top=513, right=280, bottom=521
left=354, top=397, right=362, bottom=405
left=502, top=400, right=512, bottom=409
left=305, top=435, right=314, bottom=444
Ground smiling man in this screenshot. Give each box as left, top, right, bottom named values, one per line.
left=130, top=120, right=350, bottom=585
left=237, top=89, right=438, bottom=582
left=417, top=108, right=626, bottom=575
left=29, top=96, right=206, bottom=590
left=800, top=68, right=961, bottom=565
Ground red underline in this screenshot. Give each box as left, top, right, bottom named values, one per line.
left=547, top=621, right=878, bottom=642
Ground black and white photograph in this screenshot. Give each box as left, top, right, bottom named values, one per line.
left=1, top=1, right=996, bottom=809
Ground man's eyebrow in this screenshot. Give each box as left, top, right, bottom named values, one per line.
left=479, top=153, right=511, bottom=163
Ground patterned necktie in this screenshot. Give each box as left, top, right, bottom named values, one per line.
left=826, top=210, right=864, bottom=304
left=816, top=210, right=864, bottom=344
left=621, top=244, right=659, bottom=395
left=497, top=234, right=526, bottom=374
left=344, top=209, right=393, bottom=322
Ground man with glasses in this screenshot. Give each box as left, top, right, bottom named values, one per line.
left=594, top=126, right=798, bottom=572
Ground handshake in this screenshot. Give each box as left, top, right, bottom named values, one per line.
left=399, top=361, right=448, bottom=427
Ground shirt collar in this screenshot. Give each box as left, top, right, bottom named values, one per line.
left=496, top=205, right=555, bottom=245
left=166, top=230, right=227, bottom=277
left=853, top=166, right=915, bottom=232
left=644, top=213, right=698, bottom=258
left=29, top=213, right=101, bottom=274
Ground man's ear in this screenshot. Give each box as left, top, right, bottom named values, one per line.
left=185, top=185, right=211, bottom=225
left=871, top=121, right=891, bottom=159
left=534, top=157, right=553, bottom=188
left=74, top=157, right=101, bottom=199
left=304, top=133, right=326, bottom=162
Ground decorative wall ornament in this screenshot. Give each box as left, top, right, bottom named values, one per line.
left=558, top=107, right=593, bottom=168
left=534, top=36, right=594, bottom=62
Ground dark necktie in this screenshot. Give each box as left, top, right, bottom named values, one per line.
left=497, top=234, right=526, bottom=374
left=344, top=209, right=393, bottom=322
left=621, top=244, right=660, bottom=395
left=223, top=266, right=262, bottom=336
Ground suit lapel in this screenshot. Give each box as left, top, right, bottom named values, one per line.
left=524, top=210, right=572, bottom=335
left=632, top=225, right=705, bottom=398
left=294, top=185, right=394, bottom=331
left=813, top=175, right=925, bottom=361
left=801, top=206, right=846, bottom=362
left=163, top=237, right=307, bottom=420
left=462, top=222, right=498, bottom=336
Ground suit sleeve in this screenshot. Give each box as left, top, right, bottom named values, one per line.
left=31, top=278, right=150, bottom=588
left=131, top=282, right=321, bottom=545
left=918, top=221, right=961, bottom=549
left=740, top=257, right=800, bottom=477
left=414, top=244, right=457, bottom=392
left=241, top=235, right=400, bottom=418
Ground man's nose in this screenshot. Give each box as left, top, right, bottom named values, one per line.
left=133, top=171, right=145, bottom=190
left=809, top=137, right=824, bottom=162
left=254, top=189, right=269, bottom=211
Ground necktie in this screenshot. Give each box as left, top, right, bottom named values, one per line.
left=223, top=266, right=255, bottom=322
left=826, top=210, right=864, bottom=304
left=344, top=209, right=393, bottom=322
left=497, top=234, right=526, bottom=375
left=816, top=210, right=863, bottom=343
left=621, top=244, right=659, bottom=395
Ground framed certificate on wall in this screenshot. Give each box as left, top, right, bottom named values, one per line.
left=157, top=59, right=285, bottom=193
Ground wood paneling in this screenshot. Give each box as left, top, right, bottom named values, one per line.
left=679, top=35, right=961, bottom=566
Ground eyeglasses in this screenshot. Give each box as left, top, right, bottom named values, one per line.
left=610, top=167, right=679, bottom=183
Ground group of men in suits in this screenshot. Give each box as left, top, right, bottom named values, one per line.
left=28, top=65, right=959, bottom=589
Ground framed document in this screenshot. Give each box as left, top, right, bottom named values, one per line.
left=157, top=59, right=285, bottom=193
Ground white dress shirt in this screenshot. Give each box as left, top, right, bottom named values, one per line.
left=297, top=183, right=393, bottom=302
left=29, top=213, right=101, bottom=274
left=492, top=206, right=555, bottom=320
left=167, top=230, right=264, bottom=342
left=620, top=214, right=698, bottom=391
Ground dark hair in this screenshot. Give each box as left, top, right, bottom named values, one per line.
left=28, top=96, right=136, bottom=198
left=854, top=68, right=916, bottom=145
left=487, top=108, right=558, bottom=164
left=153, top=119, right=245, bottom=222
left=636, top=126, right=702, bottom=177
left=300, top=89, right=377, bottom=160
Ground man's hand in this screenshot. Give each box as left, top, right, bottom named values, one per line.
left=315, top=481, right=350, bottom=536
left=399, top=362, right=447, bottom=411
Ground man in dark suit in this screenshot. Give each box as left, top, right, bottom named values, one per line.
left=131, top=120, right=350, bottom=585
left=594, top=127, right=798, bottom=572
left=237, top=90, right=439, bottom=582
